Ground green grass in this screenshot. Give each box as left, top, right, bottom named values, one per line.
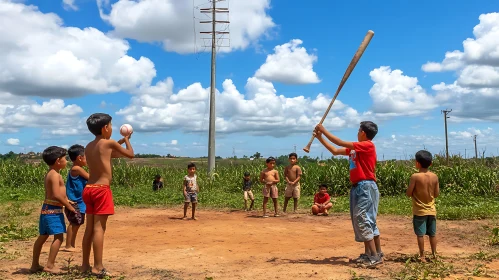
left=0, top=155, right=498, bottom=221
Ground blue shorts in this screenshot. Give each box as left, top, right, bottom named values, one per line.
left=184, top=192, right=198, bottom=203
left=39, top=204, right=66, bottom=236
left=349, top=180, right=380, bottom=242
left=413, top=215, right=437, bottom=237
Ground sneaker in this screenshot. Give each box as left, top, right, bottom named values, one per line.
left=358, top=256, right=383, bottom=269
left=351, top=254, right=369, bottom=263
left=378, top=251, right=384, bottom=259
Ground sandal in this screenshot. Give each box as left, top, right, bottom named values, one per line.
left=92, top=268, right=112, bottom=279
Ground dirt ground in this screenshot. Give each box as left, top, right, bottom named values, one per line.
left=1, top=207, right=499, bottom=280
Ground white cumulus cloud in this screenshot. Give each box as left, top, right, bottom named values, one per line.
left=254, top=39, right=320, bottom=84
left=0, top=0, right=156, bottom=98
left=97, top=0, right=275, bottom=54
left=117, top=76, right=369, bottom=136
left=6, top=138, right=20, bottom=146
left=368, top=66, right=438, bottom=117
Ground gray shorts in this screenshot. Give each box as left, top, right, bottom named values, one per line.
left=350, top=180, right=380, bottom=242
left=184, top=192, right=198, bottom=203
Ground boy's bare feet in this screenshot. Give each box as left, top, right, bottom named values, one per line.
left=182, top=216, right=188, bottom=220
left=324, top=210, right=329, bottom=216
left=43, top=266, right=63, bottom=274
left=418, top=256, right=427, bottom=263
left=80, top=265, right=92, bottom=274
left=62, top=247, right=77, bottom=252
left=192, top=217, right=198, bottom=220
left=274, top=214, right=280, bottom=217
left=29, top=265, right=44, bottom=274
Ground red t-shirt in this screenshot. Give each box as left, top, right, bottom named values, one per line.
left=345, top=140, right=377, bottom=184
left=314, top=193, right=330, bottom=204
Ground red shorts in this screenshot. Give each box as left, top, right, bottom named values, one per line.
left=82, top=184, right=115, bottom=215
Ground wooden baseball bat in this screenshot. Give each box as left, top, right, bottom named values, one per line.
left=303, top=30, right=374, bottom=153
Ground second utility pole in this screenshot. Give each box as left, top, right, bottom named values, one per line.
left=442, top=109, right=452, bottom=164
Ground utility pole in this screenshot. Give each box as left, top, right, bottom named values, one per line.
left=232, top=146, right=236, bottom=158
left=294, top=145, right=296, bottom=153
left=200, top=1, right=230, bottom=174
left=441, top=109, right=452, bottom=164
left=473, top=135, right=478, bottom=159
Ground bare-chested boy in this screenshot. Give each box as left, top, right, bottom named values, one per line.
left=260, top=156, right=280, bottom=218
left=31, top=146, right=76, bottom=275
left=80, top=113, right=134, bottom=277
left=283, top=152, right=302, bottom=213
left=406, top=150, right=440, bottom=262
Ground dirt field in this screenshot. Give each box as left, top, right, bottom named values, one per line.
left=1, top=207, right=499, bottom=279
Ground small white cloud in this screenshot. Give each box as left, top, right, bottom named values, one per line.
left=62, top=0, right=78, bottom=11
left=61, top=145, right=69, bottom=149
left=6, top=138, right=20, bottom=145
left=254, top=39, right=320, bottom=84
left=171, top=140, right=178, bottom=145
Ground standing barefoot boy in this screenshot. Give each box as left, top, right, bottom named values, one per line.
left=260, top=157, right=280, bottom=218
left=31, top=146, right=76, bottom=274
left=314, top=121, right=383, bottom=268
left=406, top=150, right=439, bottom=262
left=81, top=113, right=134, bottom=277
left=183, top=163, right=199, bottom=220
left=283, top=152, right=302, bottom=213
left=63, top=144, right=89, bottom=252
left=243, top=171, right=255, bottom=211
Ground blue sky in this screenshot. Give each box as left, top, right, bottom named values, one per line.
left=0, top=0, right=498, bottom=160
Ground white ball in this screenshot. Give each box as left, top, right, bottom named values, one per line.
left=120, top=124, right=133, bottom=137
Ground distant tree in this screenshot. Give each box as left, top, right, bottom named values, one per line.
left=252, top=152, right=261, bottom=159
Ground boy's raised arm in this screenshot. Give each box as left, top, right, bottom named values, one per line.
left=315, top=124, right=354, bottom=149
left=74, top=166, right=89, bottom=180
left=110, top=136, right=134, bottom=159
left=315, top=132, right=348, bottom=156
left=406, top=175, right=416, bottom=197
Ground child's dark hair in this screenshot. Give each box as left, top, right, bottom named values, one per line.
left=86, top=113, right=112, bottom=136
left=187, top=162, right=196, bottom=169
left=289, top=152, right=298, bottom=159
left=155, top=174, right=161, bottom=179
left=319, top=184, right=328, bottom=189
left=42, top=146, right=67, bottom=166
left=360, top=121, right=378, bottom=140
left=244, top=171, right=250, bottom=177
left=266, top=156, right=276, bottom=163
left=415, top=150, right=432, bottom=168
left=68, top=144, right=85, bottom=161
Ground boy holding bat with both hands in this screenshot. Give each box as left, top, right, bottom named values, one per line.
left=314, top=121, right=383, bottom=268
